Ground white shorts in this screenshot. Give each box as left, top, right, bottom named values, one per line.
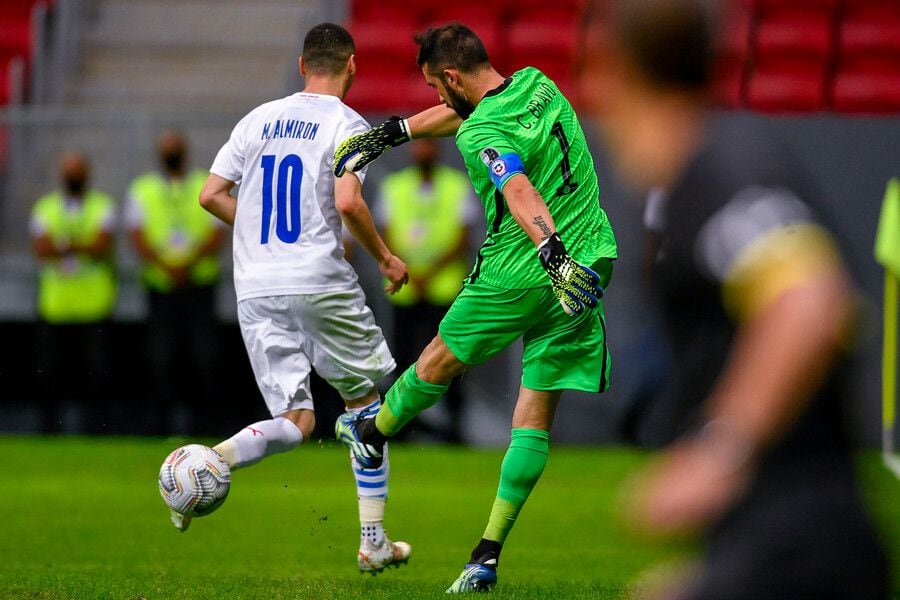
left=237, top=289, right=395, bottom=417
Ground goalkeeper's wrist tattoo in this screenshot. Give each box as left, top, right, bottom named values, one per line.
left=532, top=216, right=553, bottom=241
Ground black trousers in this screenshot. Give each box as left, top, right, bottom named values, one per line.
left=143, top=284, right=220, bottom=436
left=391, top=301, right=464, bottom=443
left=36, top=320, right=114, bottom=434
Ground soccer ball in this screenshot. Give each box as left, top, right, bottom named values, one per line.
left=158, top=444, right=231, bottom=517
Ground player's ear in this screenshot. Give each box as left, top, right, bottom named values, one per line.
left=347, top=54, right=357, bottom=77
left=443, top=68, right=461, bottom=90
left=299, top=56, right=307, bottom=77
left=441, top=68, right=462, bottom=92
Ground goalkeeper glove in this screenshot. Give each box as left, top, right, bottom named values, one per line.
left=538, top=233, right=602, bottom=316
left=334, top=116, right=411, bottom=177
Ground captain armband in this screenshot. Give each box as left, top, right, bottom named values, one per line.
left=480, top=147, right=526, bottom=191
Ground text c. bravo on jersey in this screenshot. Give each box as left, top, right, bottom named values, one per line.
left=516, top=82, right=558, bottom=130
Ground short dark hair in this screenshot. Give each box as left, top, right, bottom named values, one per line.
left=302, top=22, right=355, bottom=75
left=414, top=23, right=490, bottom=74
left=610, top=0, right=714, bottom=90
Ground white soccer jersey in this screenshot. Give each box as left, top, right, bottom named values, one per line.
left=211, top=92, right=369, bottom=302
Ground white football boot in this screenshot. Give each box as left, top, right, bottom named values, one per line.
left=357, top=536, right=411, bottom=574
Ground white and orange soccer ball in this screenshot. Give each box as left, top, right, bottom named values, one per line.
left=158, top=444, right=231, bottom=517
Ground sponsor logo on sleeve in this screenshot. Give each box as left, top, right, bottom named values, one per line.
left=480, top=147, right=500, bottom=166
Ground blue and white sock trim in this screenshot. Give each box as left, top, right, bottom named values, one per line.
left=348, top=399, right=389, bottom=499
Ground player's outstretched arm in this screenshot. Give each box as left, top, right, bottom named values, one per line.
left=199, top=173, right=237, bottom=226
left=407, top=104, right=464, bottom=138
left=503, top=174, right=602, bottom=316
left=626, top=227, right=852, bottom=536
left=334, top=105, right=462, bottom=177
left=334, top=172, right=409, bottom=294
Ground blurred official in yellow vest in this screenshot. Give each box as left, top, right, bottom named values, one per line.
left=125, top=130, right=225, bottom=435
left=30, top=151, right=117, bottom=434
left=375, top=139, right=478, bottom=442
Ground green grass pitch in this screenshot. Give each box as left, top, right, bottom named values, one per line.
left=1, top=437, right=898, bottom=599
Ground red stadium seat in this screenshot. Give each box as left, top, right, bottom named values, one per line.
left=713, top=0, right=756, bottom=108
left=0, top=0, right=52, bottom=105
left=0, top=51, right=26, bottom=105
left=349, top=20, right=419, bottom=62
left=842, top=0, right=900, bottom=18
left=402, top=75, right=441, bottom=112
left=750, top=0, right=836, bottom=113
left=755, top=0, right=839, bottom=11
left=841, top=21, right=900, bottom=61
left=0, top=61, right=11, bottom=105
left=718, top=0, right=755, bottom=63
left=351, top=0, right=415, bottom=25
left=345, top=73, right=439, bottom=115
left=713, top=55, right=747, bottom=108
left=507, top=0, right=584, bottom=33
left=427, top=1, right=498, bottom=22
left=755, top=22, right=832, bottom=61
left=839, top=4, right=900, bottom=73
left=344, top=70, right=408, bottom=114
left=0, top=3, right=35, bottom=56
left=347, top=43, right=422, bottom=112
left=754, top=14, right=834, bottom=66
left=508, top=18, right=581, bottom=63
left=833, top=0, right=900, bottom=113
left=516, top=0, right=586, bottom=10
left=745, top=68, right=828, bottom=112
left=508, top=54, right=573, bottom=87
left=754, top=0, right=837, bottom=55
left=413, top=0, right=509, bottom=26
left=832, top=70, right=900, bottom=113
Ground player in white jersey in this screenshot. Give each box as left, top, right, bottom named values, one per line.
left=184, top=23, right=411, bottom=573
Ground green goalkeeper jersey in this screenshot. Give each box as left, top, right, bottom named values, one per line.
left=455, top=67, right=618, bottom=289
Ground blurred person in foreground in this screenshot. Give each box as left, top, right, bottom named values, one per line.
left=590, top=0, right=889, bottom=598
left=31, top=151, right=117, bottom=433
left=126, top=129, right=225, bottom=435
left=376, top=138, right=477, bottom=442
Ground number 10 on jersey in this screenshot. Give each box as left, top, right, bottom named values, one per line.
left=260, top=154, right=303, bottom=244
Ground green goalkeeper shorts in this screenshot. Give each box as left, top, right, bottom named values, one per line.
left=438, top=259, right=612, bottom=393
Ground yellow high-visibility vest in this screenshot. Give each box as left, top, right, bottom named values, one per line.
left=128, top=170, right=220, bottom=291
left=381, top=166, right=471, bottom=306
left=32, top=190, right=117, bottom=323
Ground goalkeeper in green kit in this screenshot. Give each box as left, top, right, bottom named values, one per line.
left=334, top=24, right=618, bottom=593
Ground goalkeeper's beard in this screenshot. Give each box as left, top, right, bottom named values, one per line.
left=444, top=86, right=475, bottom=120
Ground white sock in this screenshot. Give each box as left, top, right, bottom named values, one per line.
left=359, top=497, right=386, bottom=546
left=214, top=416, right=303, bottom=469
left=348, top=399, right=388, bottom=545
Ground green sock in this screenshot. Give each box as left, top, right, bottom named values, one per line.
left=483, top=428, right=550, bottom=544
left=376, top=364, right=449, bottom=436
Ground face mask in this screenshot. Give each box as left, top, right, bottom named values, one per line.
left=162, top=152, right=185, bottom=172
left=416, top=159, right=437, bottom=174
left=64, top=178, right=86, bottom=196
